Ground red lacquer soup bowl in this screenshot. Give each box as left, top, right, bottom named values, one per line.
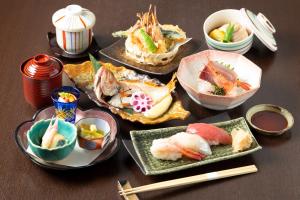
left=20, top=54, right=63, bottom=109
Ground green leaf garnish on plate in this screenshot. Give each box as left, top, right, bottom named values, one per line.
left=212, top=85, right=226, bottom=96
left=223, top=24, right=234, bottom=43
left=123, top=108, right=134, bottom=115
left=89, top=53, right=102, bottom=74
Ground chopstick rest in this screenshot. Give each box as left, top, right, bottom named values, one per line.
left=118, top=180, right=140, bottom=200
left=119, top=165, right=257, bottom=196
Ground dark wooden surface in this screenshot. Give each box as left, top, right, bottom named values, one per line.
left=1, top=0, right=299, bottom=199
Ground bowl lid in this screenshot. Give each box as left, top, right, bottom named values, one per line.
left=23, top=54, right=62, bottom=79
left=52, top=4, right=96, bottom=32
left=240, top=8, right=277, bottom=51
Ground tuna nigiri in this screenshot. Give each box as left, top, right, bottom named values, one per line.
left=187, top=123, right=232, bottom=145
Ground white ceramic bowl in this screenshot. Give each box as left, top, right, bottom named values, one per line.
left=177, top=50, right=262, bottom=110
left=52, top=5, right=96, bottom=54
left=76, top=117, right=111, bottom=150
left=203, top=9, right=254, bottom=54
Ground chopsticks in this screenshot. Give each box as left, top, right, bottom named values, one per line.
left=119, top=165, right=257, bottom=196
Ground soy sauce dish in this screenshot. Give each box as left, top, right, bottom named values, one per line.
left=246, top=104, right=294, bottom=136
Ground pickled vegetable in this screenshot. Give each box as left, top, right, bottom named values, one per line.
left=79, top=123, right=104, bottom=140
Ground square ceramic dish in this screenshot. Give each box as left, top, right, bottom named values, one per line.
left=99, top=39, right=200, bottom=75
left=14, top=106, right=119, bottom=170
left=130, top=117, right=261, bottom=175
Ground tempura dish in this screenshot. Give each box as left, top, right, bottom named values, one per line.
left=177, top=50, right=262, bottom=110
left=112, top=5, right=190, bottom=66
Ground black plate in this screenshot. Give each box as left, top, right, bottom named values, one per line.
left=14, top=106, right=120, bottom=170
left=100, top=38, right=201, bottom=75
left=47, top=32, right=101, bottom=59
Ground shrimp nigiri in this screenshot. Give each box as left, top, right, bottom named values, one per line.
left=150, top=132, right=211, bottom=161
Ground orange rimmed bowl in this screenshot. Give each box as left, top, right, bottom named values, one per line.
left=177, top=50, right=262, bottom=110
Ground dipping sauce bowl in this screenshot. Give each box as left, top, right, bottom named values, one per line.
left=20, top=54, right=63, bottom=109
left=246, top=104, right=294, bottom=136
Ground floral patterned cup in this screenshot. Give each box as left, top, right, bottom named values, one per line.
left=51, top=86, right=80, bottom=123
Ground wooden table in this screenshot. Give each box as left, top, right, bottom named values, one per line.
left=1, top=0, right=299, bottom=199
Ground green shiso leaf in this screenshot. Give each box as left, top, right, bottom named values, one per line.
left=89, top=53, right=102, bottom=74
left=223, top=24, right=234, bottom=43
left=211, top=85, right=226, bottom=96
left=123, top=108, right=134, bottom=115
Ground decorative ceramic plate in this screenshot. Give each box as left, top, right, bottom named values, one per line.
left=14, top=106, right=119, bottom=170
left=130, top=117, right=261, bottom=175
left=99, top=39, right=201, bottom=75
left=64, top=61, right=190, bottom=124
left=47, top=32, right=101, bottom=59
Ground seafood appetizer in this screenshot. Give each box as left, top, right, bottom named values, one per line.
left=150, top=122, right=254, bottom=161
left=41, top=118, right=66, bottom=149
left=63, top=55, right=189, bottom=124
left=57, top=92, right=77, bottom=103
left=112, top=5, right=190, bottom=66
left=198, top=61, right=251, bottom=96
left=209, top=22, right=249, bottom=43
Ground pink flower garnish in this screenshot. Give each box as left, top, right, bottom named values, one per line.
left=130, top=92, right=153, bottom=113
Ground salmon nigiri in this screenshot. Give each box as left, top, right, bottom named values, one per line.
left=187, top=123, right=232, bottom=145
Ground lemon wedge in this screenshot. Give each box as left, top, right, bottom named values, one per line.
left=143, top=95, right=172, bottom=119
left=209, top=29, right=225, bottom=42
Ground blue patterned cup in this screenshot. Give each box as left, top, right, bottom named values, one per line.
left=51, top=86, right=80, bottom=123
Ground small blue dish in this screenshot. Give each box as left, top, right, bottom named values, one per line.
left=51, top=86, right=80, bottom=123
left=27, top=118, right=77, bottom=161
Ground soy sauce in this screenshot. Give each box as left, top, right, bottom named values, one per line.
left=251, top=111, right=288, bottom=132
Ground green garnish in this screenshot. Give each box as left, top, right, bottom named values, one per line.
left=123, top=108, right=134, bottom=115
left=223, top=24, right=234, bottom=43
left=139, top=28, right=158, bottom=53
left=89, top=53, right=102, bottom=74
left=211, top=85, right=226, bottom=96
left=79, top=124, right=104, bottom=140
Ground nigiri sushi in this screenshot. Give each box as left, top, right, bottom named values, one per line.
left=187, top=123, right=232, bottom=145
left=150, top=138, right=182, bottom=161
left=150, top=132, right=211, bottom=161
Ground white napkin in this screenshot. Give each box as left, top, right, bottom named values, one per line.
left=26, top=141, right=102, bottom=167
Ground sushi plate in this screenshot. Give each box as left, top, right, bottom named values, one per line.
left=14, top=106, right=120, bottom=170
left=129, top=117, right=261, bottom=175
left=99, top=38, right=201, bottom=75
left=122, top=112, right=230, bottom=174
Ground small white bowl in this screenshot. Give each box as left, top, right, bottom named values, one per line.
left=76, top=118, right=111, bottom=150
left=177, top=50, right=262, bottom=110
left=203, top=9, right=254, bottom=54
